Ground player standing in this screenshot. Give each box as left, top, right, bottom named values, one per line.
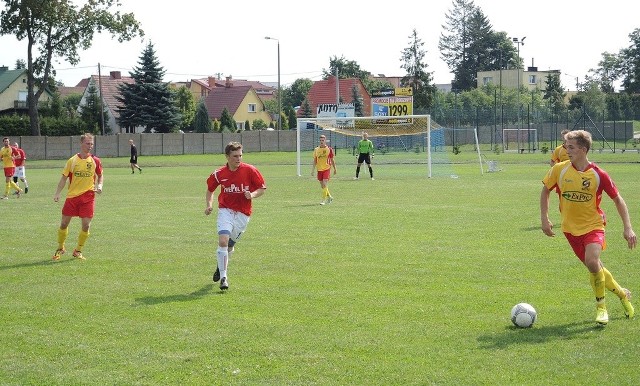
left=354, top=132, right=374, bottom=180
left=311, top=134, right=337, bottom=205
left=1, top=137, right=23, bottom=199
left=205, top=142, right=266, bottom=290
left=549, top=129, right=570, bottom=166
left=12, top=142, right=29, bottom=193
left=53, top=133, right=104, bottom=261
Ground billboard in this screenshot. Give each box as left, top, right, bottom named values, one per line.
left=371, top=88, right=413, bottom=123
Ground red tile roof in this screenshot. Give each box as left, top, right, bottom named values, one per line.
left=303, top=76, right=371, bottom=116
left=203, top=85, right=254, bottom=119
left=86, top=72, right=135, bottom=118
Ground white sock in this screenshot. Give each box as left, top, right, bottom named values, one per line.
left=217, top=246, right=228, bottom=279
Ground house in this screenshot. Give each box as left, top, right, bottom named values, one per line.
left=476, top=65, right=561, bottom=91
left=77, top=71, right=136, bottom=133
left=303, top=76, right=371, bottom=117
left=0, top=66, right=52, bottom=115
left=173, top=75, right=276, bottom=105
left=202, top=78, right=273, bottom=130
left=171, top=77, right=212, bottom=102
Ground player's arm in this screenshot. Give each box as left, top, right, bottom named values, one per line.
left=310, top=156, right=317, bottom=176
left=53, top=175, right=69, bottom=202
left=331, top=152, right=337, bottom=174
left=205, top=189, right=215, bottom=215
left=245, top=187, right=266, bottom=200
left=540, top=185, right=554, bottom=237
left=95, top=173, right=104, bottom=194
left=612, top=194, right=637, bottom=249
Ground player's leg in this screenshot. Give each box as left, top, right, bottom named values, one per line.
left=602, top=266, right=634, bottom=318
left=72, top=216, right=92, bottom=260
left=585, top=243, right=607, bottom=324
left=366, top=155, right=374, bottom=179
left=54, top=215, right=72, bottom=260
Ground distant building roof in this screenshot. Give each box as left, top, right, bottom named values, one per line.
left=203, top=85, right=254, bottom=119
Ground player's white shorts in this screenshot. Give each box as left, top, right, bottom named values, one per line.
left=13, top=166, right=26, bottom=178
left=217, top=208, right=250, bottom=243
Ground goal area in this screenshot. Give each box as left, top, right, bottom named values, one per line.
left=502, top=128, right=538, bottom=153
left=296, top=115, right=483, bottom=178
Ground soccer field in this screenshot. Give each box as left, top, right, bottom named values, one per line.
left=1, top=151, right=639, bottom=384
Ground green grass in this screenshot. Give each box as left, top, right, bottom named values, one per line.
left=2, top=151, right=640, bottom=385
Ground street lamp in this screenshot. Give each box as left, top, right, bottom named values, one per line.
left=512, top=36, right=526, bottom=152
left=264, top=36, right=281, bottom=130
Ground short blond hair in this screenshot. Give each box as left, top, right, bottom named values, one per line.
left=565, top=130, right=592, bottom=151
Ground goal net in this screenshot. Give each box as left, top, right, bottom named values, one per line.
left=502, top=128, right=538, bottom=153
left=297, top=115, right=483, bottom=178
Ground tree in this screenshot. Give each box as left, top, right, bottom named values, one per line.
left=252, top=118, right=268, bottom=130
left=400, top=29, right=437, bottom=109
left=0, top=0, right=143, bottom=135
left=174, top=85, right=195, bottom=132
left=285, top=106, right=297, bottom=129
left=300, top=98, right=313, bottom=118
left=62, top=93, right=83, bottom=118
left=283, top=78, right=313, bottom=108
left=219, top=107, right=236, bottom=132
left=79, top=81, right=109, bottom=134
left=193, top=98, right=212, bottom=133
left=351, top=84, right=365, bottom=117
left=588, top=52, right=620, bottom=93
left=439, top=0, right=516, bottom=92
left=115, top=42, right=181, bottom=133
left=14, top=58, right=25, bottom=69
left=542, top=72, right=566, bottom=112
left=322, top=55, right=370, bottom=80
left=439, top=0, right=477, bottom=91
left=618, top=28, right=640, bottom=94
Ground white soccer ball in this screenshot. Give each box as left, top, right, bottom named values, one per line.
left=511, top=303, right=537, bottom=328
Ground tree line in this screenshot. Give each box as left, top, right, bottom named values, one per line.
left=2, top=0, right=640, bottom=136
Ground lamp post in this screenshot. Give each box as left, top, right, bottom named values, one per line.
left=512, top=36, right=526, bottom=152
left=264, top=36, right=281, bottom=130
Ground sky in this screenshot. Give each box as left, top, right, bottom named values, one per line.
left=0, top=0, right=637, bottom=92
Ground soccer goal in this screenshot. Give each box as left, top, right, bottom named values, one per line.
left=502, top=128, right=538, bottom=153
left=296, top=114, right=483, bottom=178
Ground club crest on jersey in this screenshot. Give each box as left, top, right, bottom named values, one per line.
left=562, top=191, right=592, bottom=202
left=581, top=177, right=591, bottom=190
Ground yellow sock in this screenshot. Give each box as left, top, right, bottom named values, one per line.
left=602, top=267, right=626, bottom=300
left=76, top=230, right=90, bottom=251
left=4, top=182, right=9, bottom=196
left=590, top=269, right=606, bottom=306
left=57, top=228, right=69, bottom=250
left=322, top=187, right=328, bottom=199
left=10, top=181, right=20, bottom=192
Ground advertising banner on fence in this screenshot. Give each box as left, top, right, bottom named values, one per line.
left=371, top=88, right=413, bottom=124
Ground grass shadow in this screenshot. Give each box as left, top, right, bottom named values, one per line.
left=133, top=284, right=217, bottom=306
left=0, top=259, right=72, bottom=271
left=477, top=320, right=606, bottom=349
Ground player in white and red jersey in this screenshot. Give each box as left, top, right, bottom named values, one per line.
left=205, top=142, right=266, bottom=290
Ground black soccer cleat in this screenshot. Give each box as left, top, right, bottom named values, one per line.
left=212, top=266, right=220, bottom=282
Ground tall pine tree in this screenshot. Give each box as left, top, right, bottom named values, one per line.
left=400, top=29, right=437, bottom=110
left=115, top=42, right=181, bottom=133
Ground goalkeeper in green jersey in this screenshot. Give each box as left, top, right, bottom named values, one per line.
left=354, top=132, right=374, bottom=180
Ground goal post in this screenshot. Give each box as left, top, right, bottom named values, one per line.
left=296, top=114, right=483, bottom=178
left=502, top=128, right=538, bottom=153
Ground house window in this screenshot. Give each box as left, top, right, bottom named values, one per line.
left=529, top=75, right=536, bottom=84
left=482, top=77, right=493, bottom=85
left=248, top=103, right=257, bottom=113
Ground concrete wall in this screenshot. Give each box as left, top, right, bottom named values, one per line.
left=7, top=131, right=311, bottom=160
